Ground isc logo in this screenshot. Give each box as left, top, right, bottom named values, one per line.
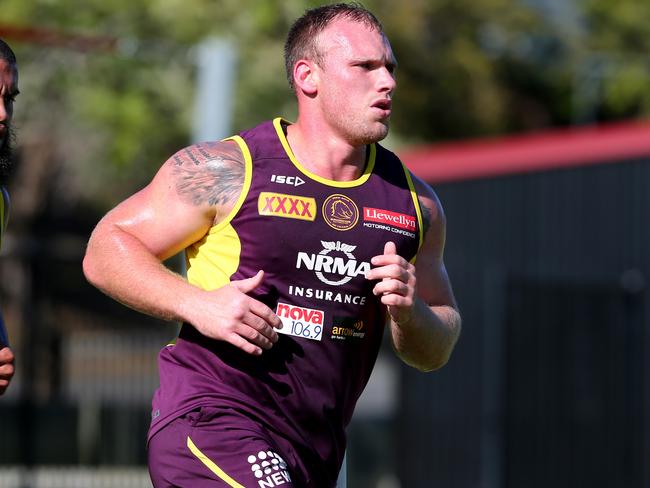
left=258, top=192, right=317, bottom=221
left=271, top=174, right=305, bottom=187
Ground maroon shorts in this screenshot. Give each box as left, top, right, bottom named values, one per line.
left=148, top=406, right=333, bottom=488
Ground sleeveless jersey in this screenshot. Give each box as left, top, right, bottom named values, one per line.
left=150, top=118, right=424, bottom=481
left=0, top=186, right=8, bottom=248
left=0, top=187, right=9, bottom=346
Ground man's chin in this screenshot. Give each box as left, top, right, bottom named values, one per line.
left=363, top=122, right=390, bottom=144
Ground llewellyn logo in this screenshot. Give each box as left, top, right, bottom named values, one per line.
left=322, top=194, right=359, bottom=231
left=258, top=192, right=316, bottom=221
left=296, top=241, right=370, bottom=286
left=364, top=207, right=416, bottom=231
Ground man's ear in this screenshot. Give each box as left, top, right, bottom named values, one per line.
left=293, top=60, right=318, bottom=96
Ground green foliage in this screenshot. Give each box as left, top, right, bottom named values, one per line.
left=579, top=0, right=650, bottom=121
left=2, top=0, right=649, bottom=208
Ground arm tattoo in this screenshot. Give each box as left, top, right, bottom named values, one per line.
left=418, top=197, right=432, bottom=237
left=172, top=142, right=244, bottom=207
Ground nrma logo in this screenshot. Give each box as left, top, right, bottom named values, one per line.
left=296, top=241, right=370, bottom=286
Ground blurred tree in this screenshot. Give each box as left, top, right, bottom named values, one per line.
left=578, top=0, right=650, bottom=121
left=0, top=0, right=649, bottom=204
left=0, top=0, right=648, bottom=476
left=371, top=0, right=547, bottom=141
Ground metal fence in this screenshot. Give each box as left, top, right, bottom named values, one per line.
left=397, top=157, right=650, bottom=488
left=2, top=155, right=649, bottom=487
left=0, top=467, right=151, bottom=488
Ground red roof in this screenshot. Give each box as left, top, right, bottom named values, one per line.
left=398, top=120, right=650, bottom=183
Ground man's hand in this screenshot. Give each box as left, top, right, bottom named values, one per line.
left=367, top=241, right=417, bottom=326
left=0, top=346, right=15, bottom=395
left=188, top=270, right=283, bottom=356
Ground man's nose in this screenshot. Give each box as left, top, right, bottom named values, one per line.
left=378, top=68, right=396, bottom=94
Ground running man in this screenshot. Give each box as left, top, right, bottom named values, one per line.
left=83, top=4, right=461, bottom=486
left=0, top=39, right=19, bottom=396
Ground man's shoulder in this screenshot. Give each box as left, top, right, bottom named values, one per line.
left=238, top=118, right=285, bottom=148
left=0, top=186, right=9, bottom=213
left=238, top=118, right=277, bottom=138
left=0, top=186, right=9, bottom=235
left=169, top=119, right=278, bottom=165
left=374, top=141, right=400, bottom=160
left=373, top=144, right=437, bottom=197
left=373, top=142, right=420, bottom=186
left=169, top=139, right=244, bottom=168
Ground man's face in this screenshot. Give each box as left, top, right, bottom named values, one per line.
left=0, top=58, right=19, bottom=180
left=313, top=18, right=397, bottom=146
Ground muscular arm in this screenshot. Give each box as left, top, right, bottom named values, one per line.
left=367, top=175, right=461, bottom=371
left=0, top=314, right=14, bottom=395
left=0, top=188, right=14, bottom=394
left=82, top=141, right=282, bottom=355
left=0, top=345, right=14, bottom=395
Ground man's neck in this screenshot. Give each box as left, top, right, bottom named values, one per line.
left=285, top=119, right=367, bottom=182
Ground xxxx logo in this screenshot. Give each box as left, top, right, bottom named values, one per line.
left=258, top=192, right=317, bottom=221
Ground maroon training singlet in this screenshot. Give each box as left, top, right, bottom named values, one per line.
left=149, top=118, right=424, bottom=483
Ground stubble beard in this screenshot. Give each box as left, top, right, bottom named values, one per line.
left=0, top=126, right=15, bottom=183
left=349, top=120, right=390, bottom=146
left=333, top=109, right=391, bottom=147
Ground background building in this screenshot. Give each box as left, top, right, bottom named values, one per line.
left=397, top=119, right=650, bottom=488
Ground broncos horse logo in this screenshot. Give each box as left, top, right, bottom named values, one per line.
left=323, top=194, right=359, bottom=231
left=329, top=199, right=354, bottom=220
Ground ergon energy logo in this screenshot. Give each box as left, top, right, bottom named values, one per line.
left=258, top=192, right=316, bottom=221
left=363, top=207, right=416, bottom=231
left=296, top=241, right=370, bottom=286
